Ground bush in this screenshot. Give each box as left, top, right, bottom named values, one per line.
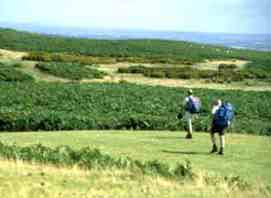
left=35, top=62, right=106, bottom=80
left=23, top=52, right=117, bottom=65
left=149, top=71, right=166, bottom=78
left=0, top=83, right=270, bottom=135
left=118, top=65, right=145, bottom=74
left=218, top=64, right=238, bottom=71
left=0, top=62, right=34, bottom=82
left=0, top=141, right=254, bottom=190
left=0, top=142, right=194, bottom=180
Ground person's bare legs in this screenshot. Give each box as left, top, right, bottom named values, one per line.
left=210, top=133, right=218, bottom=153
left=184, top=112, right=193, bottom=139
left=185, top=117, right=193, bottom=139
left=218, top=135, right=225, bottom=155
left=188, top=118, right=192, bottom=134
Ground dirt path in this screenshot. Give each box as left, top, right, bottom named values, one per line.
left=0, top=49, right=27, bottom=60
left=81, top=74, right=271, bottom=92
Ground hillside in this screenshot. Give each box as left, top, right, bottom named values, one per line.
left=0, top=28, right=271, bottom=64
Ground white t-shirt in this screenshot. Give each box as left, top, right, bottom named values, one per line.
left=183, top=96, right=193, bottom=106
left=212, top=104, right=221, bottom=115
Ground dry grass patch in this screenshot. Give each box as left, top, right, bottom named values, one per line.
left=82, top=75, right=271, bottom=91
left=0, top=160, right=269, bottom=198
left=197, top=59, right=249, bottom=70
left=0, top=49, right=27, bottom=60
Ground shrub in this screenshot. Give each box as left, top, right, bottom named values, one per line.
left=118, top=65, right=145, bottom=74
left=218, top=64, right=238, bottom=71
left=35, top=62, right=106, bottom=80
left=149, top=71, right=166, bottom=78
left=23, top=52, right=117, bottom=65
left=0, top=83, right=270, bottom=135
left=0, top=62, right=34, bottom=82
left=0, top=141, right=254, bottom=190
left=0, top=142, right=194, bottom=180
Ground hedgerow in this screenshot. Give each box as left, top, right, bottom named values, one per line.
left=23, top=52, right=117, bottom=64
left=22, top=52, right=195, bottom=65
left=118, top=65, right=271, bottom=82
left=35, top=62, right=106, bottom=80
left=0, top=83, right=270, bottom=135
left=218, top=64, right=238, bottom=71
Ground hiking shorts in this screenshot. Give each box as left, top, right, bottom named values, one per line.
left=211, top=122, right=226, bottom=136
left=184, top=111, right=193, bottom=121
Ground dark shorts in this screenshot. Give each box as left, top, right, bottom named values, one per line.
left=211, top=122, right=226, bottom=136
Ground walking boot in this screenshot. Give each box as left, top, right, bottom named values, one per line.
left=185, top=133, right=192, bottom=139
left=210, top=144, right=218, bottom=153
left=218, top=147, right=224, bottom=155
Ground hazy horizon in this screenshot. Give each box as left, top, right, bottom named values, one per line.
left=1, top=21, right=270, bottom=51
left=0, top=0, right=270, bottom=34
left=1, top=21, right=271, bottom=36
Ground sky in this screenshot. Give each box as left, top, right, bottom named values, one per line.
left=0, top=0, right=270, bottom=34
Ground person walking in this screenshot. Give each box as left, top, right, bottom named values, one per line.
left=210, top=99, right=234, bottom=155
left=183, top=89, right=201, bottom=139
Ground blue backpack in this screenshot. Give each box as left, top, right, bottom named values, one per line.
left=213, top=103, right=234, bottom=128
left=186, top=97, right=201, bottom=114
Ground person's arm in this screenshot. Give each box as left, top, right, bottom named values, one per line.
left=183, top=97, right=188, bottom=106
left=211, top=105, right=218, bottom=115
left=227, top=121, right=231, bottom=126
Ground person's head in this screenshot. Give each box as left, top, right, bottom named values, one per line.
left=214, top=99, right=222, bottom=106
left=187, top=89, right=193, bottom=96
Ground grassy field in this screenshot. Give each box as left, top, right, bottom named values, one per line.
left=0, top=28, right=270, bottom=198
left=0, top=131, right=270, bottom=185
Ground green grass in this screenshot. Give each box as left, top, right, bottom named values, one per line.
left=0, top=131, right=270, bottom=185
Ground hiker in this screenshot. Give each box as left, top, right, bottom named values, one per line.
left=182, top=89, right=201, bottom=139
left=210, top=99, right=234, bottom=155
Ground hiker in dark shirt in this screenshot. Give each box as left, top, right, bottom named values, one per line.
left=210, top=100, right=234, bottom=155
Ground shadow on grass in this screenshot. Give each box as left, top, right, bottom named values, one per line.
left=162, top=150, right=209, bottom=155
left=152, top=136, right=187, bottom=140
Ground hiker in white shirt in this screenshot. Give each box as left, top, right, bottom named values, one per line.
left=183, top=89, right=200, bottom=139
